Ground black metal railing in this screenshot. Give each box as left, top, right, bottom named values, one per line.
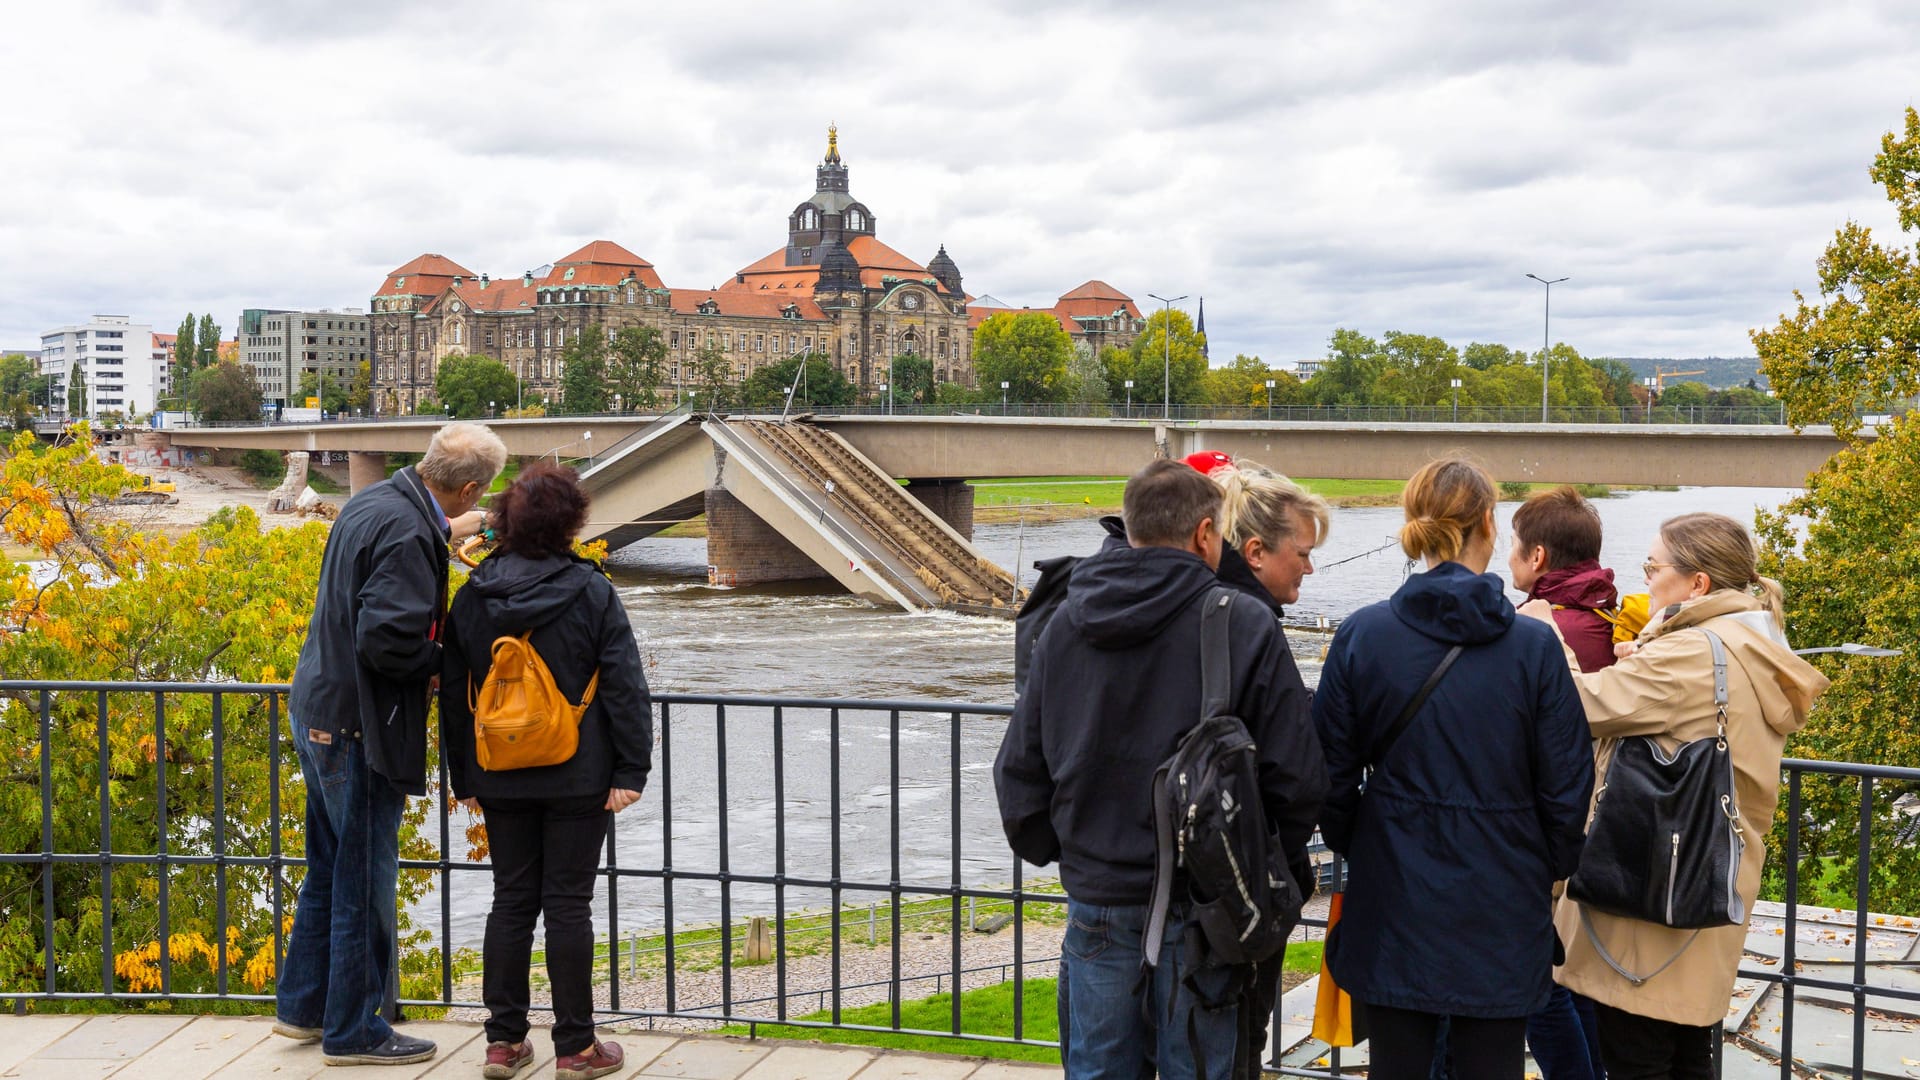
left=1, top=681, right=1915, bottom=1078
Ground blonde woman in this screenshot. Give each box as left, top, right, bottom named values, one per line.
left=1519, top=512, right=1827, bottom=1079
left=1313, top=458, right=1593, bottom=1080
left=1211, top=461, right=1331, bottom=616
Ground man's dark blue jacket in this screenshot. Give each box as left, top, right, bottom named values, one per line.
left=994, top=545, right=1328, bottom=906
left=290, top=466, right=450, bottom=796
left=1313, top=562, right=1593, bottom=1018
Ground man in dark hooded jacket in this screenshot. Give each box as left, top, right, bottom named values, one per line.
left=276, top=423, right=505, bottom=1066
left=995, top=459, right=1328, bottom=1080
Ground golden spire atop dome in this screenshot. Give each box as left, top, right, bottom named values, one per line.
left=825, top=123, right=841, bottom=163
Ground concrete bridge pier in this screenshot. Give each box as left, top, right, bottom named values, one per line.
left=905, top=480, right=974, bottom=540
left=348, top=451, right=389, bottom=494
left=703, top=487, right=830, bottom=588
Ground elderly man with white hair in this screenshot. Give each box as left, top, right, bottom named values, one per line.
left=276, top=422, right=507, bottom=1066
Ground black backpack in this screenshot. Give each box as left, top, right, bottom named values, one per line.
left=1144, top=588, right=1301, bottom=976
left=1013, top=555, right=1079, bottom=699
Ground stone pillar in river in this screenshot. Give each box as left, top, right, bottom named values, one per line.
left=703, top=487, right=831, bottom=587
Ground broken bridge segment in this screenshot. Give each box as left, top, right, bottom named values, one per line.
left=703, top=418, right=1020, bottom=614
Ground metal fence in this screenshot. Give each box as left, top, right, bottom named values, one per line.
left=0, top=681, right=1916, bottom=1078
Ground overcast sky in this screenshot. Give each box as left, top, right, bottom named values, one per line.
left=3, top=1, right=1915, bottom=364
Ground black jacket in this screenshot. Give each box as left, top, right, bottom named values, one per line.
left=1312, top=561, right=1593, bottom=1018
left=289, top=466, right=450, bottom=796
left=994, top=545, right=1328, bottom=906
left=1213, top=545, right=1284, bottom=618
left=440, top=552, right=653, bottom=802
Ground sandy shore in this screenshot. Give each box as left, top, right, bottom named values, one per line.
left=96, top=464, right=347, bottom=535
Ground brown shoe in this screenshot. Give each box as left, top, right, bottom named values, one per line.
left=482, top=1040, right=534, bottom=1079
left=554, top=1040, right=623, bottom=1080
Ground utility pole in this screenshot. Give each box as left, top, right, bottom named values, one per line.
left=1526, top=273, right=1568, bottom=422
left=1148, top=293, right=1188, bottom=420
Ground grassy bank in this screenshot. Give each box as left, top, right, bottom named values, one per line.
left=719, top=941, right=1324, bottom=1062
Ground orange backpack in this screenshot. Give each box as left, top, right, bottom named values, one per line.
left=469, top=632, right=599, bottom=771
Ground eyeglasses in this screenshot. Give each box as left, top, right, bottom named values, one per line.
left=1642, top=561, right=1679, bottom=578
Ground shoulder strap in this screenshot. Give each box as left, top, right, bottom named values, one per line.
left=1699, top=627, right=1728, bottom=709
left=1200, top=588, right=1234, bottom=720
left=1370, top=644, right=1464, bottom=768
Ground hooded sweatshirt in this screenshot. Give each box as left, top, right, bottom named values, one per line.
left=994, top=545, right=1328, bottom=906
left=440, top=551, right=653, bottom=802
left=1527, top=559, right=1620, bottom=673
left=1313, top=561, right=1594, bottom=1018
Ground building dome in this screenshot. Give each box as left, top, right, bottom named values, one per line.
left=927, top=244, right=962, bottom=297
left=816, top=240, right=861, bottom=293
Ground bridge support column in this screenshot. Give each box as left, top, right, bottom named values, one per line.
left=905, top=480, right=974, bottom=540
left=347, top=452, right=389, bottom=494
left=704, top=487, right=830, bottom=587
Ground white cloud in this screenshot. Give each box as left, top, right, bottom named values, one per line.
left=1, top=0, right=1914, bottom=364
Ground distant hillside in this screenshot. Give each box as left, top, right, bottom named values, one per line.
left=1608, top=357, right=1765, bottom=390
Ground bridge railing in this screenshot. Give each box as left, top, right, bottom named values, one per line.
left=0, top=681, right=1914, bottom=1078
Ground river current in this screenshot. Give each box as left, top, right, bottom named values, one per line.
left=417, top=486, right=1799, bottom=948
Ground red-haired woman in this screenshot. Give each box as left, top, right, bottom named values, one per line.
left=441, top=463, right=652, bottom=1080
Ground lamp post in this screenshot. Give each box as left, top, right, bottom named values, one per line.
left=880, top=382, right=890, bottom=415
left=515, top=366, right=523, bottom=413
left=1124, top=379, right=1134, bottom=417
left=1526, top=273, right=1568, bottom=422
left=1450, top=378, right=1462, bottom=423
left=489, top=399, right=496, bottom=419
left=1644, top=377, right=1657, bottom=423
left=1000, top=381, right=1010, bottom=414
left=1147, top=292, right=1189, bottom=420
left=614, top=393, right=622, bottom=416
left=1265, top=379, right=1276, bottom=421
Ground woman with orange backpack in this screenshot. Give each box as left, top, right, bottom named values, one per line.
left=441, top=463, right=653, bottom=1080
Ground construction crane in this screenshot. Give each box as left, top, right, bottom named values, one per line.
left=1652, top=367, right=1706, bottom=391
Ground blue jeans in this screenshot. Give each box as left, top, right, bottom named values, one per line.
left=1526, top=986, right=1604, bottom=1080
left=1062, top=901, right=1238, bottom=1080
left=275, top=714, right=405, bottom=1054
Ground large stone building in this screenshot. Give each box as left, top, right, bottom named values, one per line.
left=368, top=131, right=1142, bottom=414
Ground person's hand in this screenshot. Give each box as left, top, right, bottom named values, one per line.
left=606, top=788, right=642, bottom=813
left=450, top=509, right=488, bottom=542
left=1614, top=640, right=1639, bottom=659
left=458, top=797, right=480, bottom=813
left=1517, top=598, right=1555, bottom=623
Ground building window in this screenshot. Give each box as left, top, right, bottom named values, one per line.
left=670, top=330, right=680, bottom=348
left=755, top=334, right=764, bottom=351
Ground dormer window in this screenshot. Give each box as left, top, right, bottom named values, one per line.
left=848, top=209, right=865, bottom=231
left=699, top=300, right=720, bottom=316
left=800, top=247, right=811, bottom=260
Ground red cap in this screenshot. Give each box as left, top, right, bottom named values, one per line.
left=1184, top=450, right=1233, bottom=476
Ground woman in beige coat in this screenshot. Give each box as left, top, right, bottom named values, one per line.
left=1519, top=512, right=1827, bottom=1080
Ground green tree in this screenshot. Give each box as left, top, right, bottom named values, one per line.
left=1303, top=329, right=1386, bottom=407
left=0, top=355, right=47, bottom=429
left=740, top=354, right=853, bottom=409
left=1461, top=342, right=1519, bottom=370
left=973, top=312, right=1075, bottom=403
left=296, top=370, right=349, bottom=414
left=188, top=361, right=263, bottom=422
left=1202, top=354, right=1276, bottom=407
left=689, top=342, right=736, bottom=410
left=882, top=353, right=934, bottom=406
left=609, top=326, right=667, bottom=411
left=435, top=353, right=518, bottom=419
left=1591, top=357, right=1641, bottom=407
left=1123, top=309, right=1208, bottom=405
left=1060, top=344, right=1107, bottom=405
left=346, top=359, right=372, bottom=412
left=175, top=315, right=199, bottom=376
left=1657, top=380, right=1709, bottom=409
left=558, top=328, right=609, bottom=414
left=67, top=361, right=86, bottom=415
left=196, top=315, right=221, bottom=370
left=1754, top=107, right=1920, bottom=439
left=1376, top=332, right=1460, bottom=406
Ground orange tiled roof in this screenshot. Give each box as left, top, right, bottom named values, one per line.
left=544, top=240, right=667, bottom=289
left=378, top=253, right=475, bottom=297
left=428, top=277, right=540, bottom=315
left=554, top=240, right=652, bottom=267
left=668, top=289, right=826, bottom=321
left=152, top=333, right=176, bottom=347
left=724, top=235, right=952, bottom=295
left=1059, top=279, right=1133, bottom=303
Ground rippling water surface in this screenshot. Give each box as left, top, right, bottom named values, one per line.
left=420, top=485, right=1798, bottom=946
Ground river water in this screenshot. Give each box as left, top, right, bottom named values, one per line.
left=419, top=485, right=1799, bottom=949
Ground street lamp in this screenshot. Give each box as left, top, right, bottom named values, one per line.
left=1000, top=381, right=1010, bottom=414
left=1265, top=379, right=1276, bottom=421
left=1526, top=273, right=1568, bottom=422
left=1450, top=378, right=1462, bottom=423
left=1124, top=379, right=1134, bottom=417
left=880, top=382, right=890, bottom=415
left=614, top=393, right=623, bottom=415
left=489, top=400, right=496, bottom=418
left=1644, top=377, right=1657, bottom=423
left=1147, top=292, right=1189, bottom=420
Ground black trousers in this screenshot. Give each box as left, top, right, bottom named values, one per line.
left=479, top=794, right=610, bottom=1057
left=1367, top=1003, right=1526, bottom=1080
left=1592, top=1002, right=1715, bottom=1080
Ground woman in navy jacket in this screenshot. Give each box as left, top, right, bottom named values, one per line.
left=1312, top=458, right=1593, bottom=1080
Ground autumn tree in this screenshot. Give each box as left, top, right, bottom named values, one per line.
left=973, top=312, right=1074, bottom=403
left=1751, top=108, right=1920, bottom=912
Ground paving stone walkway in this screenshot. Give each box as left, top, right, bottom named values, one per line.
left=0, top=1015, right=1060, bottom=1080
